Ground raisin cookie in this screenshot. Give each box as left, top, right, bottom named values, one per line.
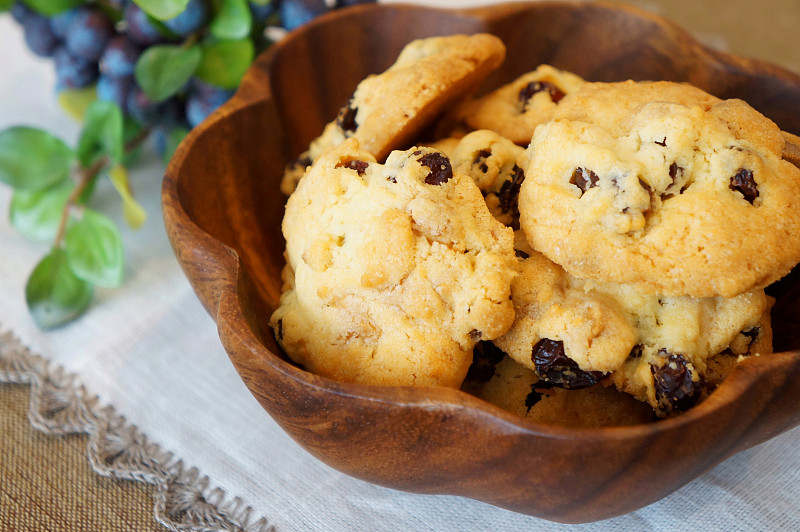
left=271, top=139, right=517, bottom=387
left=518, top=80, right=800, bottom=297
left=446, top=129, right=529, bottom=226
left=447, top=64, right=585, bottom=145
left=611, top=301, right=773, bottom=416
left=494, top=237, right=769, bottom=415
left=462, top=344, right=656, bottom=427
left=280, top=33, right=506, bottom=195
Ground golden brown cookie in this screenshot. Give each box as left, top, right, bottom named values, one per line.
left=280, top=34, right=506, bottom=195
left=271, top=139, right=517, bottom=387
left=448, top=64, right=584, bottom=145
left=495, top=236, right=769, bottom=415
left=519, top=80, right=800, bottom=298
left=463, top=347, right=656, bottom=427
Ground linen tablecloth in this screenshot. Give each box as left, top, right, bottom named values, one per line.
left=2, top=2, right=800, bottom=530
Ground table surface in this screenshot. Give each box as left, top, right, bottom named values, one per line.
left=1, top=1, right=799, bottom=531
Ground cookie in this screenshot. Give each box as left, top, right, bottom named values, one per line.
left=610, top=300, right=773, bottom=416
left=462, top=345, right=656, bottom=427
left=518, top=80, right=800, bottom=297
left=494, top=238, right=769, bottom=415
left=694, top=299, right=774, bottom=388
left=271, top=139, right=517, bottom=387
left=447, top=64, right=585, bottom=145
left=447, top=129, right=529, bottom=226
left=279, top=33, right=506, bottom=195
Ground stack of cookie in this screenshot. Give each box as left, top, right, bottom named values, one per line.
left=270, top=34, right=800, bottom=424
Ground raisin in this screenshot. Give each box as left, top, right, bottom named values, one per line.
left=525, top=386, right=544, bottom=411
left=629, top=344, right=644, bottom=359
left=525, top=379, right=557, bottom=411
left=729, top=168, right=758, bottom=204
left=532, top=338, right=604, bottom=389
left=465, top=341, right=506, bottom=383
left=287, top=154, right=312, bottom=171
left=474, top=149, right=491, bottom=173
left=498, top=165, right=525, bottom=214
left=639, top=178, right=655, bottom=212
left=661, top=162, right=685, bottom=201
left=669, top=162, right=683, bottom=182
left=651, top=351, right=703, bottom=415
left=336, top=98, right=358, bottom=133
left=570, top=167, right=599, bottom=195
left=518, top=81, right=566, bottom=107
left=336, top=159, right=369, bottom=176
left=418, top=152, right=453, bottom=185
left=721, top=326, right=761, bottom=356
left=743, top=326, right=761, bottom=346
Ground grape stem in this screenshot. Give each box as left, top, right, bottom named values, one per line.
left=52, top=127, right=152, bottom=248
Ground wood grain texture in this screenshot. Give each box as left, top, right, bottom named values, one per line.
left=161, top=1, right=800, bottom=523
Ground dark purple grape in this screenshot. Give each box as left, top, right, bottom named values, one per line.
left=96, top=74, right=133, bottom=110
left=53, top=46, right=99, bottom=90
left=163, top=0, right=209, bottom=35
left=64, top=8, right=115, bottom=62
left=335, top=0, right=377, bottom=6
left=105, top=0, right=131, bottom=10
left=249, top=1, right=277, bottom=22
left=155, top=97, right=185, bottom=127
left=126, top=86, right=183, bottom=126
left=279, top=0, right=329, bottom=31
left=186, top=80, right=235, bottom=127
left=11, top=1, right=34, bottom=24
left=50, top=7, right=81, bottom=39
left=124, top=3, right=165, bottom=46
left=152, top=128, right=168, bottom=157
left=99, top=37, right=141, bottom=78
left=23, top=13, right=60, bottom=58
left=126, top=86, right=161, bottom=124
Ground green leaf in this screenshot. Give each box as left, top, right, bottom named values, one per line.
left=109, top=164, right=147, bottom=229
left=161, top=126, right=190, bottom=165
left=135, top=44, right=202, bottom=103
left=65, top=209, right=125, bottom=288
left=22, top=0, right=84, bottom=16
left=57, top=86, right=98, bottom=121
left=0, top=0, right=14, bottom=12
left=196, top=39, right=254, bottom=89
left=249, top=0, right=271, bottom=5
left=210, top=0, right=252, bottom=40
left=26, top=248, right=93, bottom=330
left=132, top=0, right=190, bottom=20
left=121, top=119, right=146, bottom=167
left=77, top=100, right=124, bottom=167
left=10, top=180, right=74, bottom=242
left=0, top=127, right=74, bottom=191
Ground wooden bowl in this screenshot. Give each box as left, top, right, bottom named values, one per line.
left=162, top=1, right=800, bottom=523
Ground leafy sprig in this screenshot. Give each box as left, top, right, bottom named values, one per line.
left=1, top=101, right=147, bottom=329
left=1, top=0, right=373, bottom=328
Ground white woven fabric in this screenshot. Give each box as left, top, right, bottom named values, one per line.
left=2, top=11, right=800, bottom=532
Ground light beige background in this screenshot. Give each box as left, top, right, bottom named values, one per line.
left=392, top=0, right=800, bottom=73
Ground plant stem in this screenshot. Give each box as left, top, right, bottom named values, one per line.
left=52, top=128, right=152, bottom=249
left=125, top=126, right=152, bottom=152
left=53, top=157, right=106, bottom=248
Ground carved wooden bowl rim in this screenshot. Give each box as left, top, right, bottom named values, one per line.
left=162, top=1, right=800, bottom=522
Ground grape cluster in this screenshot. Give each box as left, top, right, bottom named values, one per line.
left=9, top=0, right=377, bottom=157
